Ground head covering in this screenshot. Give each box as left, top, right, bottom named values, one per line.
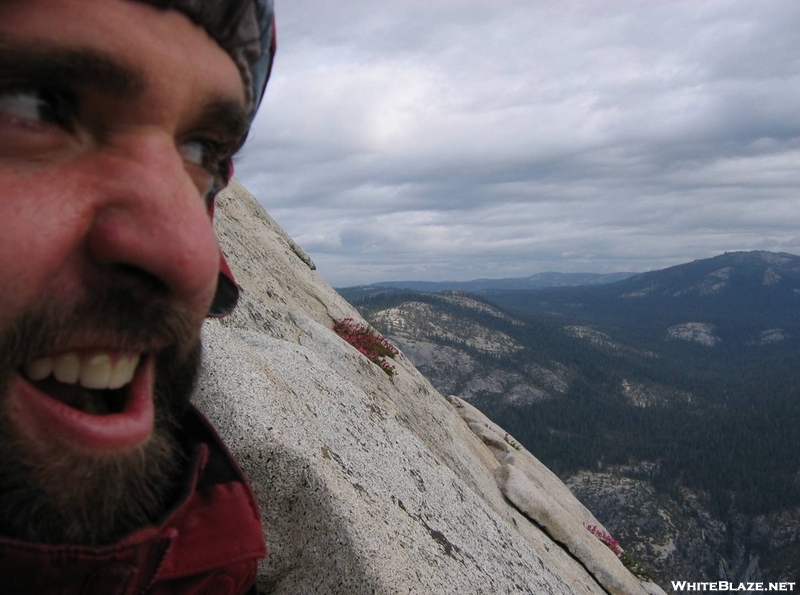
left=132, top=0, right=277, bottom=316
left=134, top=0, right=276, bottom=116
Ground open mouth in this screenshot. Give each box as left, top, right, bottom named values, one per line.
left=12, top=351, right=155, bottom=451
left=22, top=353, right=141, bottom=415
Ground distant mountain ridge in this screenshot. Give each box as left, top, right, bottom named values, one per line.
left=606, top=250, right=799, bottom=300
left=338, top=271, right=637, bottom=296
left=340, top=251, right=800, bottom=300
left=479, top=250, right=800, bottom=349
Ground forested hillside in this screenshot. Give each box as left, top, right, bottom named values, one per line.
left=341, top=251, right=800, bottom=585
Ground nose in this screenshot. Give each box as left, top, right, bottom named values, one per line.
left=84, top=132, right=220, bottom=313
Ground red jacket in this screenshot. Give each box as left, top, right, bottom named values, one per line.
left=0, top=406, right=267, bottom=595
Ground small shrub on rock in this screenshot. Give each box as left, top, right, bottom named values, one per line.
left=333, top=318, right=398, bottom=376
left=585, top=524, right=622, bottom=558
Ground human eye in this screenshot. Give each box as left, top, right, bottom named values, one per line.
left=178, top=138, right=231, bottom=201
left=0, top=87, right=77, bottom=131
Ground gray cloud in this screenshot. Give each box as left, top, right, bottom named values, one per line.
left=235, top=0, right=800, bottom=287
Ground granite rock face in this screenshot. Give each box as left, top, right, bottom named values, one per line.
left=196, top=179, right=655, bottom=594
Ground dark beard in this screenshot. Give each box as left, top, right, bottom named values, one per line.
left=0, top=286, right=204, bottom=547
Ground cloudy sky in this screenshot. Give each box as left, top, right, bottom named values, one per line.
left=236, top=0, right=800, bottom=287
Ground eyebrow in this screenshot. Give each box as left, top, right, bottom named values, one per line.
left=191, top=97, right=250, bottom=152
left=0, top=42, right=144, bottom=97
left=0, top=40, right=250, bottom=150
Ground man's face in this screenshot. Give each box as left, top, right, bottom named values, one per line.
left=0, top=0, right=247, bottom=545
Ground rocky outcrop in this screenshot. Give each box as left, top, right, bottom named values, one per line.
left=665, top=322, right=720, bottom=346
left=196, top=179, right=657, bottom=594
left=373, top=301, right=522, bottom=354
left=566, top=467, right=800, bottom=590
left=448, top=398, right=660, bottom=595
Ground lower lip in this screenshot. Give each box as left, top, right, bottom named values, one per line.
left=8, top=357, right=155, bottom=452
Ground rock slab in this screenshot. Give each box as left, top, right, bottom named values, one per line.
left=195, top=179, right=653, bottom=594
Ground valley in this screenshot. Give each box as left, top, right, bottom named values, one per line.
left=339, top=251, right=800, bottom=589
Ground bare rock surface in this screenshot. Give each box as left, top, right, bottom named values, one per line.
left=448, top=398, right=650, bottom=595
left=665, top=322, right=720, bottom=346
left=373, top=301, right=522, bottom=354
left=195, top=179, right=649, bottom=594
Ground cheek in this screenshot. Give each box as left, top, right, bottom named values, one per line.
left=0, top=168, right=90, bottom=323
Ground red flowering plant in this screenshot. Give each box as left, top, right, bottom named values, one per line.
left=333, top=318, right=398, bottom=376
left=585, top=524, right=623, bottom=558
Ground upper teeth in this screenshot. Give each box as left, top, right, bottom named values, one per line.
left=24, top=353, right=141, bottom=390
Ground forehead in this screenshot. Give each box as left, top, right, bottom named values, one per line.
left=0, top=0, right=246, bottom=115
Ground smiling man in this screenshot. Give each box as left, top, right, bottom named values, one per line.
left=0, top=1, right=275, bottom=593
